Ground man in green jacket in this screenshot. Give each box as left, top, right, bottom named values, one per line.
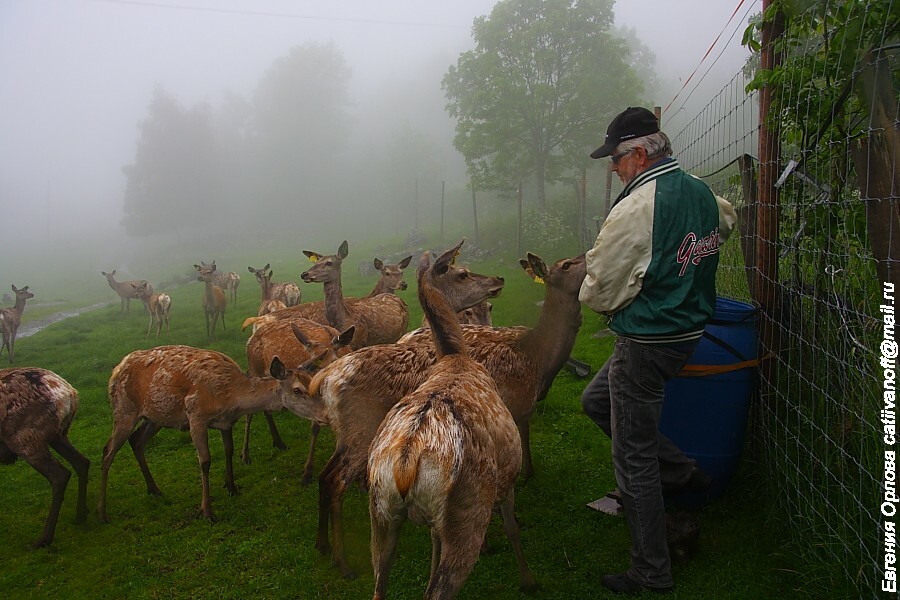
left=580, top=107, right=737, bottom=594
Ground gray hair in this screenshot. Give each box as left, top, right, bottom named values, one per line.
left=617, top=131, right=672, bottom=161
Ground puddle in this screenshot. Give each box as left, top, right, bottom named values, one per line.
left=17, top=302, right=112, bottom=338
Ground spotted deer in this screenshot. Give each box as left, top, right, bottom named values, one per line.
left=0, top=285, right=34, bottom=364
left=248, top=264, right=301, bottom=308
left=102, top=270, right=151, bottom=313
left=1, top=367, right=90, bottom=548
left=194, top=261, right=227, bottom=339
left=98, top=345, right=328, bottom=523
left=240, top=318, right=355, bottom=478
left=310, top=252, right=583, bottom=578
left=368, top=247, right=537, bottom=598
left=241, top=242, right=501, bottom=484
left=131, top=282, right=171, bottom=338
left=197, top=261, right=240, bottom=303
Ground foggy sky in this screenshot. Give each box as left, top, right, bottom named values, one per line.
left=0, top=0, right=757, bottom=274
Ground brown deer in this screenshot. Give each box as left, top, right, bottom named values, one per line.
left=194, top=261, right=227, bottom=339
left=131, top=282, right=171, bottom=338
left=98, top=345, right=328, bottom=523
left=248, top=264, right=301, bottom=307
left=366, top=255, right=413, bottom=296
left=102, top=270, right=151, bottom=313
left=240, top=318, right=355, bottom=477
left=368, top=247, right=537, bottom=598
left=198, top=261, right=240, bottom=303
left=1, top=367, right=90, bottom=548
left=0, top=285, right=34, bottom=363
left=459, top=300, right=493, bottom=325
left=310, top=252, right=583, bottom=578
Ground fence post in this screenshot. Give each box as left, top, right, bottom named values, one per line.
left=756, top=0, right=785, bottom=400
left=737, top=154, right=758, bottom=298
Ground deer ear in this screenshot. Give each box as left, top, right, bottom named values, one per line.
left=373, top=258, right=384, bottom=271
left=399, top=255, right=413, bottom=269
left=338, top=241, right=349, bottom=259
left=11, top=284, right=17, bottom=292
left=247, top=266, right=255, bottom=273
left=303, top=251, right=320, bottom=263
left=416, top=251, right=432, bottom=279
left=263, top=263, right=271, bottom=271
left=269, top=356, right=286, bottom=380
left=193, top=264, right=202, bottom=271
left=336, top=325, right=355, bottom=347
left=291, top=322, right=312, bottom=347
left=526, top=253, right=548, bottom=283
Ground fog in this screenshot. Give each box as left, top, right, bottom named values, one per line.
left=0, top=0, right=756, bottom=289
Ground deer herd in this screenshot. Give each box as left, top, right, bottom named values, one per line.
left=0, top=238, right=589, bottom=598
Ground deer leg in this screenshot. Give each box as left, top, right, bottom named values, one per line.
left=22, top=448, right=71, bottom=549
left=329, top=460, right=358, bottom=579
left=98, top=414, right=141, bottom=523
left=240, top=414, right=254, bottom=465
left=429, top=528, right=442, bottom=582
left=300, top=422, right=321, bottom=486
left=189, top=424, right=215, bottom=522
left=220, top=427, right=238, bottom=496
left=424, top=518, right=489, bottom=600
left=498, top=490, right=539, bottom=594
left=205, top=311, right=212, bottom=339
left=128, top=420, right=163, bottom=496
left=316, top=451, right=339, bottom=556
left=264, top=411, right=288, bottom=451
left=146, top=314, right=154, bottom=338
left=518, top=419, right=534, bottom=481
left=370, top=508, right=405, bottom=600
left=50, top=435, right=91, bottom=524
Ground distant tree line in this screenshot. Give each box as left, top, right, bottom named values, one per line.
left=121, top=0, right=653, bottom=247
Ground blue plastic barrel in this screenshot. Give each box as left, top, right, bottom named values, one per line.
left=659, top=297, right=758, bottom=507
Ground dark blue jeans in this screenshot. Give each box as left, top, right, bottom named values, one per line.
left=581, top=336, right=698, bottom=589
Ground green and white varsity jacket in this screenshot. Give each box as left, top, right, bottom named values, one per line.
left=579, top=158, right=737, bottom=344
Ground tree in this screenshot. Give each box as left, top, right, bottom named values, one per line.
left=442, top=0, right=645, bottom=210
left=121, top=86, right=218, bottom=240
left=250, top=42, right=352, bottom=229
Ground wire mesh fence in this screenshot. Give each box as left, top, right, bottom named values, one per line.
left=666, top=2, right=897, bottom=596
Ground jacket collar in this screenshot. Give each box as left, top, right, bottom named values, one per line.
left=612, top=157, right=680, bottom=207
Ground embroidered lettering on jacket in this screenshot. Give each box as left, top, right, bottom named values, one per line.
left=676, top=228, right=720, bottom=276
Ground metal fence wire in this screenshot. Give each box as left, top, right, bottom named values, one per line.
left=667, top=1, right=897, bottom=596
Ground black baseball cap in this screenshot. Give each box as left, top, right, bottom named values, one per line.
left=590, top=107, right=660, bottom=159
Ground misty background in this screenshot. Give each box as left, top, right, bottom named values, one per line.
left=0, top=0, right=755, bottom=292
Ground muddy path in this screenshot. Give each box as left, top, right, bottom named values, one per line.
left=17, top=302, right=112, bottom=339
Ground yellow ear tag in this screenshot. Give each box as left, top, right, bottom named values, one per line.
left=533, top=275, right=545, bottom=285
left=309, top=255, right=318, bottom=263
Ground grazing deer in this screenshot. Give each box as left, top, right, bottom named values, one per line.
left=0, top=285, right=34, bottom=364
left=198, top=261, right=240, bottom=303
left=248, top=264, right=301, bottom=308
left=194, top=262, right=227, bottom=339
left=98, top=345, right=328, bottom=523
left=0, top=367, right=90, bottom=548
left=102, top=270, right=151, bottom=313
left=308, top=240, right=506, bottom=578
left=366, top=255, right=413, bottom=297
left=459, top=300, right=492, bottom=325
left=241, top=318, right=355, bottom=476
left=131, top=282, right=171, bottom=338
left=368, top=247, right=537, bottom=598
left=310, top=252, right=583, bottom=578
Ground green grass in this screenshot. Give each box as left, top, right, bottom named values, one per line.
left=0, top=240, right=809, bottom=599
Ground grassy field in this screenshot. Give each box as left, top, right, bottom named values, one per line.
left=0, top=239, right=810, bottom=599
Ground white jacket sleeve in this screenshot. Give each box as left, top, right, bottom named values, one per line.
left=578, top=190, right=655, bottom=315
left=717, top=195, right=737, bottom=243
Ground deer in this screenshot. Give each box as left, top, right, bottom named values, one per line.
left=368, top=247, right=537, bottom=598
left=199, top=261, right=240, bottom=304
left=194, top=261, right=227, bottom=339
left=0, top=285, right=34, bottom=364
left=459, top=300, right=492, bottom=325
left=248, top=264, right=301, bottom=308
left=366, top=255, right=413, bottom=296
left=250, top=242, right=410, bottom=349
left=102, top=270, right=151, bottom=313
left=1, top=367, right=90, bottom=548
left=131, top=282, right=171, bottom=338
left=310, top=251, right=584, bottom=579
left=240, top=318, right=355, bottom=477
left=97, top=345, right=329, bottom=524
